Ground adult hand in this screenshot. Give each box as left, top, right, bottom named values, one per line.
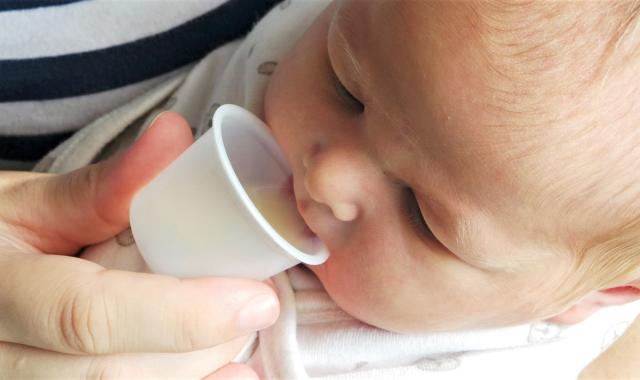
left=0, top=112, right=279, bottom=379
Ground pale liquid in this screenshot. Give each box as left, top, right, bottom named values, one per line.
left=245, top=186, right=310, bottom=252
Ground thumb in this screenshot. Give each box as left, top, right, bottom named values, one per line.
left=5, top=112, right=194, bottom=254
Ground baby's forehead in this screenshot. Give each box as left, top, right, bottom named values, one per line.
left=343, top=1, right=638, bottom=155
left=356, top=2, right=632, bottom=89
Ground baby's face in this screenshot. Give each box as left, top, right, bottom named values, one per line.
left=265, top=1, right=638, bottom=332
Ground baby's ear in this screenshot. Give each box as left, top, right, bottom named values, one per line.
left=546, top=283, right=640, bottom=325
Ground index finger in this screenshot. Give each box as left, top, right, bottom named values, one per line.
left=0, top=253, right=279, bottom=355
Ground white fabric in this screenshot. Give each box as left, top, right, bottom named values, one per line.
left=35, top=1, right=640, bottom=379
left=286, top=266, right=640, bottom=380
left=0, top=0, right=223, bottom=59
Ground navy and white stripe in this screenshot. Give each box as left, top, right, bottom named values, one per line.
left=0, top=1, right=85, bottom=12
left=0, top=0, right=281, bottom=164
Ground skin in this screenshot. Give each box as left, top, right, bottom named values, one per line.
left=579, top=314, right=640, bottom=379
left=264, top=1, right=640, bottom=333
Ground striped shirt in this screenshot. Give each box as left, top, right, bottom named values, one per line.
left=0, top=0, right=281, bottom=169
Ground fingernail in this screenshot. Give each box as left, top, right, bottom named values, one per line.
left=147, top=110, right=170, bottom=128
left=236, top=294, right=279, bottom=332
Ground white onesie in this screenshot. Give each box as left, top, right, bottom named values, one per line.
left=38, top=1, right=640, bottom=379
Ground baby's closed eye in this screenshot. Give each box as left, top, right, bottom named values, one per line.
left=329, top=65, right=363, bottom=113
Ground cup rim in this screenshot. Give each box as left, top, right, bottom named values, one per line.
left=212, top=104, right=329, bottom=265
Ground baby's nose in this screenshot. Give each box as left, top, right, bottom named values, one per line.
left=303, top=146, right=370, bottom=222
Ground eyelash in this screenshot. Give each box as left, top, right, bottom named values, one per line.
left=402, top=187, right=433, bottom=238
left=331, top=70, right=364, bottom=113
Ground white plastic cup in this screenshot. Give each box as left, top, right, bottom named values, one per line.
left=129, top=104, right=328, bottom=280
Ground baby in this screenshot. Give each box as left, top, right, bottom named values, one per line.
left=62, top=0, right=640, bottom=378
left=264, top=0, right=640, bottom=334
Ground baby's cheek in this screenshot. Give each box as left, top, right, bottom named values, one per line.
left=312, top=250, right=407, bottom=325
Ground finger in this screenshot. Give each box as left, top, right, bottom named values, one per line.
left=203, top=363, right=259, bottom=380
left=1, top=112, right=194, bottom=255
left=0, top=335, right=252, bottom=379
left=0, top=170, right=47, bottom=191
left=0, top=253, right=279, bottom=355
